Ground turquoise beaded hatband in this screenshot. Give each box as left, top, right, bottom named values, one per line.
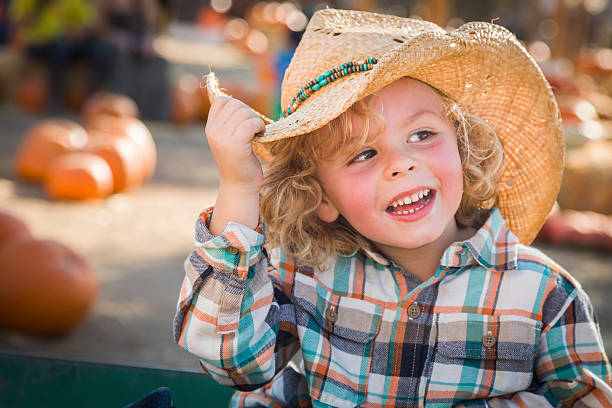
left=280, top=58, right=378, bottom=118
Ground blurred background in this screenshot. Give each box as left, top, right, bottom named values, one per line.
left=0, top=0, right=611, bottom=380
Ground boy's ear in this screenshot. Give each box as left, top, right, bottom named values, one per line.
left=317, top=195, right=340, bottom=223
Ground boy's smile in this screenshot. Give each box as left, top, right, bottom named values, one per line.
left=386, top=188, right=435, bottom=221
left=316, top=78, right=466, bottom=271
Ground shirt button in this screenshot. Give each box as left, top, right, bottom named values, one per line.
left=325, top=305, right=338, bottom=323
left=227, top=246, right=239, bottom=255
left=482, top=331, right=496, bottom=348
left=407, top=303, right=421, bottom=319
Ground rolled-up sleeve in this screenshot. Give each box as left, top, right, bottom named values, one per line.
left=191, top=208, right=266, bottom=279
left=173, top=207, right=299, bottom=390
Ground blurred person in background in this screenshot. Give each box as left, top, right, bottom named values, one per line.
left=8, top=0, right=114, bottom=112
left=96, top=0, right=159, bottom=60
left=1, top=0, right=12, bottom=44
left=95, top=0, right=170, bottom=119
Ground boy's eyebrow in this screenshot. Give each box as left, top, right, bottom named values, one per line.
left=400, top=109, right=444, bottom=126
left=344, top=109, right=441, bottom=148
left=341, top=108, right=444, bottom=152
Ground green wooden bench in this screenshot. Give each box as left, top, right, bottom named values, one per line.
left=0, top=352, right=233, bottom=407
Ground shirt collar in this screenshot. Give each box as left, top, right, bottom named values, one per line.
left=354, top=208, right=519, bottom=272
left=360, top=246, right=391, bottom=266
left=344, top=244, right=391, bottom=266
left=440, top=208, right=519, bottom=271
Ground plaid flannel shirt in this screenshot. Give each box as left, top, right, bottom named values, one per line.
left=174, top=208, right=612, bottom=407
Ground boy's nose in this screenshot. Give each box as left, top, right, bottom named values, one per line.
left=383, top=153, right=417, bottom=180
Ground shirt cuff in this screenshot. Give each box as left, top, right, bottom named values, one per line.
left=194, top=206, right=266, bottom=279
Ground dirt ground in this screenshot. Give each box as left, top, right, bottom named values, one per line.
left=0, top=104, right=610, bottom=371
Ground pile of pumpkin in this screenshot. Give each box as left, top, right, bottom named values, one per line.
left=535, top=47, right=612, bottom=251
left=14, top=92, right=157, bottom=200
left=0, top=210, right=97, bottom=335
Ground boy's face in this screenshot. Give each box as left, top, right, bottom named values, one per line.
left=316, top=78, right=464, bottom=253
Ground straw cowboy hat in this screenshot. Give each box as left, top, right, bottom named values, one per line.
left=206, top=8, right=564, bottom=246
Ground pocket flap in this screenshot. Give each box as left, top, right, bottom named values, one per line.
left=437, top=313, right=541, bottom=361
left=293, top=278, right=382, bottom=343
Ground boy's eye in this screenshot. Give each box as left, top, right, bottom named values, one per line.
left=407, top=130, right=435, bottom=143
left=349, top=149, right=377, bottom=164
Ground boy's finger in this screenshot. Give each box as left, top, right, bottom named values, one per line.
left=216, top=98, right=250, bottom=131
left=234, top=117, right=266, bottom=144
left=207, top=95, right=233, bottom=119
left=206, top=100, right=244, bottom=141
left=217, top=106, right=262, bottom=141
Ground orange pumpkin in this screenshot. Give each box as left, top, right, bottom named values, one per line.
left=66, top=81, right=88, bottom=111
left=86, top=116, right=157, bottom=181
left=0, top=238, right=98, bottom=335
left=86, top=133, right=145, bottom=192
left=0, top=210, right=31, bottom=249
left=44, top=152, right=114, bottom=200
left=539, top=210, right=612, bottom=251
left=171, top=74, right=203, bottom=125
left=555, top=94, right=598, bottom=124
left=82, top=92, right=139, bottom=125
left=14, top=120, right=88, bottom=182
left=16, top=75, right=49, bottom=114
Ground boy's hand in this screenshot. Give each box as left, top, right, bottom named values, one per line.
left=205, top=96, right=266, bottom=193
left=205, top=96, right=266, bottom=236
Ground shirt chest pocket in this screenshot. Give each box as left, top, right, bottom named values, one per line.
left=293, top=278, right=382, bottom=408
left=428, top=313, right=542, bottom=403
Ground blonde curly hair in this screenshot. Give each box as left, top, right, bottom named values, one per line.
left=260, top=81, right=504, bottom=269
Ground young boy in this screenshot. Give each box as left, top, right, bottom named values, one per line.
left=174, top=9, right=612, bottom=407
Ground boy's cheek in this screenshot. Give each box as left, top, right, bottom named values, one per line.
left=338, top=174, right=375, bottom=208
left=429, top=146, right=463, bottom=187
left=339, top=190, right=371, bottom=215
left=326, top=181, right=375, bottom=225
left=443, top=164, right=465, bottom=210
left=317, top=171, right=372, bottom=222
left=423, top=146, right=464, bottom=213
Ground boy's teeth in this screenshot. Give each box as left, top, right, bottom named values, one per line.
left=390, top=189, right=431, bottom=210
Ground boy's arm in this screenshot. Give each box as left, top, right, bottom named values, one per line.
left=455, top=288, right=612, bottom=407
left=173, top=207, right=300, bottom=390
